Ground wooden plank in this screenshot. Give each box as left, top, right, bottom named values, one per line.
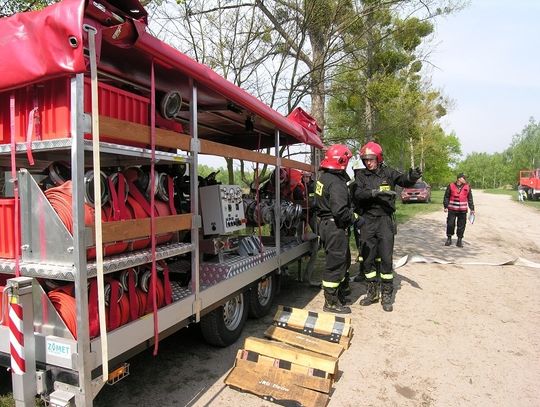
left=99, top=116, right=191, bottom=151
left=243, top=337, right=338, bottom=376
left=100, top=116, right=315, bottom=172
left=225, top=359, right=329, bottom=407
left=235, top=357, right=332, bottom=394
left=200, top=139, right=313, bottom=171
left=236, top=349, right=333, bottom=384
left=273, top=305, right=353, bottom=349
left=264, top=326, right=344, bottom=359
left=98, top=214, right=192, bottom=243
left=275, top=305, right=352, bottom=331
left=280, top=157, right=314, bottom=172
left=200, top=139, right=276, bottom=166
left=274, top=305, right=352, bottom=337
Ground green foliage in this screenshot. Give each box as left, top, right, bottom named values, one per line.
left=0, top=0, right=55, bottom=17
left=197, top=164, right=254, bottom=188
left=457, top=119, right=540, bottom=189
left=325, top=2, right=452, bottom=183
left=510, top=118, right=540, bottom=169
left=394, top=190, right=444, bottom=224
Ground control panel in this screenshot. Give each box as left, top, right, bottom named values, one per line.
left=199, top=184, right=246, bottom=235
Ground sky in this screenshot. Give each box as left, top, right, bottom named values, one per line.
left=428, top=0, right=540, bottom=157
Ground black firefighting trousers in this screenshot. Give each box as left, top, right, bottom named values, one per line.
left=319, top=218, right=351, bottom=288
left=360, top=214, right=395, bottom=284
left=446, top=210, right=467, bottom=238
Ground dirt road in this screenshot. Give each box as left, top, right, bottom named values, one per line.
left=92, top=191, right=540, bottom=406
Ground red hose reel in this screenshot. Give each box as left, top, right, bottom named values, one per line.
left=47, top=263, right=172, bottom=339
left=43, top=164, right=178, bottom=258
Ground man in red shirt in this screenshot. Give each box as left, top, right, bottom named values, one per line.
left=443, top=173, right=475, bottom=247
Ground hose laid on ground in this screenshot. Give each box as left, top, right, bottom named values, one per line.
left=393, top=254, right=540, bottom=270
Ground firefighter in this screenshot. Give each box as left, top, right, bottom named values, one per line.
left=443, top=173, right=475, bottom=247
left=351, top=141, right=422, bottom=312
left=315, top=144, right=354, bottom=314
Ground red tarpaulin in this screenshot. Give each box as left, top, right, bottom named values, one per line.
left=0, top=0, right=323, bottom=149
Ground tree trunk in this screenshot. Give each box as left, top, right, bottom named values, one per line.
left=420, top=134, right=424, bottom=170
left=409, top=137, right=415, bottom=168
left=226, top=157, right=234, bottom=184
left=365, top=95, right=374, bottom=143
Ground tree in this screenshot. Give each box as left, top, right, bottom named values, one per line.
left=510, top=118, right=540, bottom=170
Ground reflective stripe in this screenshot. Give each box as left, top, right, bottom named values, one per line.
left=380, top=273, right=393, bottom=280
left=315, top=181, right=324, bottom=196
left=365, top=270, right=377, bottom=279
left=322, top=280, right=340, bottom=288
left=375, top=258, right=381, bottom=263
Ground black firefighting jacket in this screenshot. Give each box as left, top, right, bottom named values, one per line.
left=352, top=165, right=415, bottom=216
left=315, top=170, right=354, bottom=229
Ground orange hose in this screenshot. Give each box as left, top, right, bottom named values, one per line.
left=118, top=295, right=130, bottom=325
left=48, top=290, right=78, bottom=338
left=136, top=288, right=147, bottom=317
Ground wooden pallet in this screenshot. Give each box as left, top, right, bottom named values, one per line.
left=224, top=305, right=354, bottom=407
left=273, top=305, right=353, bottom=349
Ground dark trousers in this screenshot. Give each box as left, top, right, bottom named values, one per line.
left=319, top=219, right=351, bottom=285
left=360, top=215, right=394, bottom=284
left=446, top=210, right=467, bottom=238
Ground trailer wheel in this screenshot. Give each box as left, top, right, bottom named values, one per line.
left=200, top=292, right=248, bottom=347
left=248, top=273, right=276, bottom=319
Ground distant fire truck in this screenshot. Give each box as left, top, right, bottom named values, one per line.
left=0, top=0, right=322, bottom=405
left=519, top=169, right=540, bottom=200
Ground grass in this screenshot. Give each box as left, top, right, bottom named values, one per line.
left=483, top=188, right=540, bottom=210
left=394, top=190, right=444, bottom=224
left=0, top=394, right=15, bottom=407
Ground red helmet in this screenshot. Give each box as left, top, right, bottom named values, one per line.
left=360, top=141, right=383, bottom=164
left=320, top=144, right=353, bottom=170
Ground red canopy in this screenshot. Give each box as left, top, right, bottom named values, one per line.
left=0, top=0, right=323, bottom=150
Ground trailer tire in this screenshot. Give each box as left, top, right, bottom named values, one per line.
left=248, top=273, right=276, bottom=319
left=200, top=292, right=248, bottom=347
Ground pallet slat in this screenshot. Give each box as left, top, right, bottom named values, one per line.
left=244, top=337, right=338, bottom=376
left=273, top=305, right=353, bottom=349
left=264, top=326, right=344, bottom=359
left=225, top=358, right=329, bottom=407
left=237, top=349, right=333, bottom=381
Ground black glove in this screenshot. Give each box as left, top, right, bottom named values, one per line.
left=409, top=167, right=422, bottom=181
left=371, top=189, right=397, bottom=198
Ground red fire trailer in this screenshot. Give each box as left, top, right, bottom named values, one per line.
left=0, top=0, right=322, bottom=405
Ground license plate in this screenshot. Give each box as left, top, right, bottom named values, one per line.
left=410, top=197, right=417, bottom=200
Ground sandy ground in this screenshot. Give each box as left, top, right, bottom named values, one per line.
left=2, top=191, right=539, bottom=406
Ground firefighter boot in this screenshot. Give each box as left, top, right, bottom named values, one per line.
left=337, top=282, right=350, bottom=305
left=456, top=237, right=463, bottom=247
left=323, top=288, right=351, bottom=314
left=444, top=236, right=452, bottom=246
left=359, top=281, right=379, bottom=306
left=381, top=283, right=394, bottom=312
